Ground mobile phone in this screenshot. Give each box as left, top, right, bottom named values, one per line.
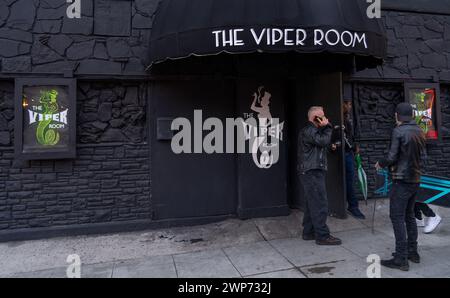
left=314, top=116, right=323, bottom=124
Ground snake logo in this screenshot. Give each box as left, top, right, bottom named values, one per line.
left=36, top=90, right=60, bottom=146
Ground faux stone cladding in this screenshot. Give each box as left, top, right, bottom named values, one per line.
left=0, top=145, right=151, bottom=230
left=0, top=80, right=151, bottom=230
left=77, top=82, right=147, bottom=144
left=353, top=84, right=450, bottom=198
left=0, top=81, right=14, bottom=146
left=0, top=0, right=161, bottom=74
left=1, top=2, right=450, bottom=79
left=2, top=1, right=450, bottom=233
left=355, top=84, right=450, bottom=139
left=0, top=81, right=147, bottom=146
left=441, top=86, right=450, bottom=136
left=355, top=11, right=450, bottom=81
left=355, top=83, right=404, bottom=139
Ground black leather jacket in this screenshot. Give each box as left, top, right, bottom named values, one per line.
left=379, top=121, right=427, bottom=183
left=300, top=122, right=333, bottom=174
left=344, top=112, right=358, bottom=153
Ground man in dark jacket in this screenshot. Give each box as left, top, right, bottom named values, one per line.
left=375, top=103, right=426, bottom=271
left=300, top=106, right=342, bottom=246
left=343, top=99, right=366, bottom=219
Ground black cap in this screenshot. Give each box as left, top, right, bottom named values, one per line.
left=396, top=103, right=414, bottom=122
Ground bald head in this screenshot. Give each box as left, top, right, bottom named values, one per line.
left=308, top=106, right=325, bottom=122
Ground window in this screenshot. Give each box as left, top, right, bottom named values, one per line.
left=404, top=83, right=441, bottom=141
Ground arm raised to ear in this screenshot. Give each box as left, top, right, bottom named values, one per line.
left=304, top=125, right=333, bottom=148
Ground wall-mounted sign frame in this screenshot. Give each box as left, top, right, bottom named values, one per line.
left=404, top=83, right=441, bottom=142
left=14, top=78, right=77, bottom=160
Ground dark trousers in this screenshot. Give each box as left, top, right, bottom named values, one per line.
left=414, top=202, right=436, bottom=220
left=389, top=181, right=420, bottom=259
left=345, top=152, right=358, bottom=211
left=302, top=169, right=330, bottom=240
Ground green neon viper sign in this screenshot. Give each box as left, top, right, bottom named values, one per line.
left=27, top=89, right=68, bottom=147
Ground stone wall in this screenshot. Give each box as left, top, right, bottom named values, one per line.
left=0, top=0, right=156, bottom=236
left=2, top=1, right=450, bottom=80
left=354, top=83, right=404, bottom=139
left=355, top=11, right=450, bottom=81
left=1, top=1, right=450, bottom=236
left=0, top=0, right=160, bottom=75
left=351, top=9, right=450, bottom=198
left=351, top=84, right=450, bottom=197
left=77, top=82, right=147, bottom=144
left=0, top=79, right=151, bottom=231
left=0, top=81, right=13, bottom=146
left=0, top=144, right=151, bottom=230
left=1, top=2, right=450, bottom=79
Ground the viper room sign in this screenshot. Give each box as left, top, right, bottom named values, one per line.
left=212, top=28, right=368, bottom=49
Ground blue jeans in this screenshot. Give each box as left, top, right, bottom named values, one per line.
left=345, top=152, right=358, bottom=211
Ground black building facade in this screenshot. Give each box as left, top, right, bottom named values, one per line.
left=0, top=0, right=449, bottom=241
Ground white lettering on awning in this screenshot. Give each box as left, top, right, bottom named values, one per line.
left=213, top=28, right=368, bottom=49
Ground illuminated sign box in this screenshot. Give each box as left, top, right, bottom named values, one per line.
left=14, top=79, right=77, bottom=160
left=404, top=83, right=441, bottom=142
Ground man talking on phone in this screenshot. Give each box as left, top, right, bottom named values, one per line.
left=299, top=106, right=342, bottom=246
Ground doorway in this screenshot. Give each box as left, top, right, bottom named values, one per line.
left=149, top=80, right=238, bottom=220
left=287, top=72, right=347, bottom=219
left=149, top=57, right=347, bottom=221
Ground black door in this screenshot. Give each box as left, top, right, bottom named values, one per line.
left=235, top=79, right=290, bottom=219
left=150, top=80, right=237, bottom=220
left=288, top=72, right=347, bottom=218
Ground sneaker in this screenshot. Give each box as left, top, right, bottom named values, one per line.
left=348, top=208, right=366, bottom=220
left=416, top=218, right=425, bottom=227
left=381, top=257, right=409, bottom=271
left=424, top=215, right=442, bottom=234
left=316, top=235, right=342, bottom=246
left=302, top=234, right=315, bottom=241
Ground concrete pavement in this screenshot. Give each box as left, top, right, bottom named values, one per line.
left=1, top=199, right=449, bottom=278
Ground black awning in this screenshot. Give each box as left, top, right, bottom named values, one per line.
left=148, top=0, right=387, bottom=69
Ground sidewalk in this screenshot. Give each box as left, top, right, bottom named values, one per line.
left=1, top=199, right=449, bottom=278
